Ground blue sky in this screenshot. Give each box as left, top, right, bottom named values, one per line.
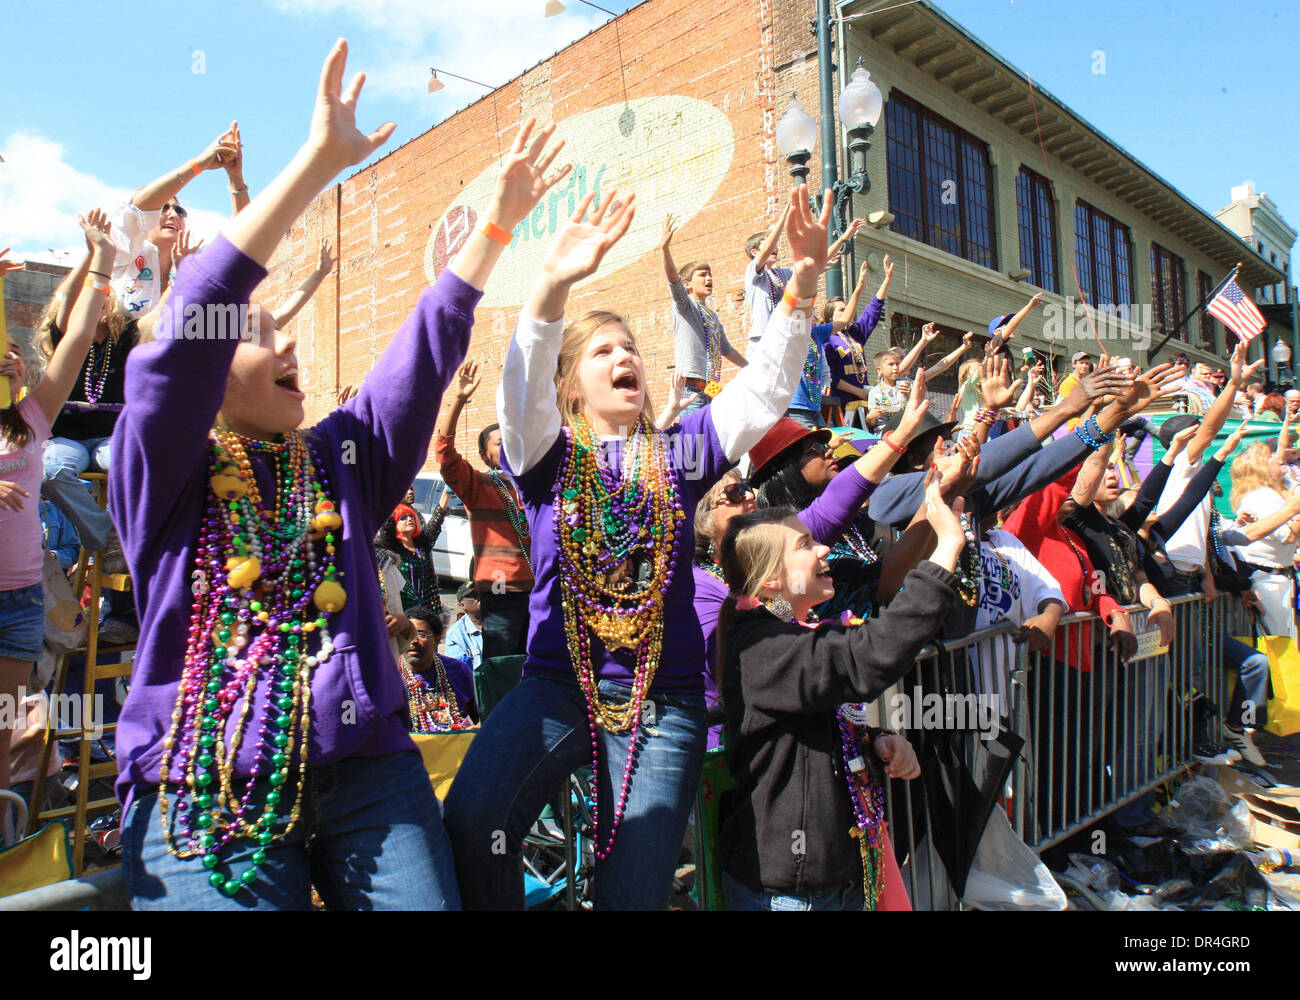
left=4, top=0, right=1297, bottom=264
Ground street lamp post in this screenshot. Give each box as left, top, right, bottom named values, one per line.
left=774, top=60, right=882, bottom=299
left=1272, top=337, right=1293, bottom=387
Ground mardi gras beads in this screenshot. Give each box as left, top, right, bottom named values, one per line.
left=554, top=415, right=684, bottom=859
left=838, top=704, right=886, bottom=910
left=158, top=427, right=345, bottom=899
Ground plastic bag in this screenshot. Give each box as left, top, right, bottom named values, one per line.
left=962, top=808, right=1067, bottom=910
left=1180, top=800, right=1256, bottom=855
left=1064, top=852, right=1121, bottom=895
left=1165, top=775, right=1234, bottom=839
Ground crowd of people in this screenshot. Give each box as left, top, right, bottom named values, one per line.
left=0, top=42, right=1293, bottom=912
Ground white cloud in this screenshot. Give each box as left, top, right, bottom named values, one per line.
left=269, top=0, right=607, bottom=101
left=0, top=132, right=226, bottom=263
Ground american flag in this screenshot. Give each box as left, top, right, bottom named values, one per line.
left=1206, top=277, right=1267, bottom=343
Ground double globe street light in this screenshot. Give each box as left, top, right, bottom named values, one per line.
left=775, top=62, right=884, bottom=298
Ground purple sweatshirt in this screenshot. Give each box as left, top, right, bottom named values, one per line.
left=692, top=465, right=877, bottom=748
left=109, top=236, right=478, bottom=807
left=825, top=296, right=885, bottom=394
left=504, top=405, right=730, bottom=693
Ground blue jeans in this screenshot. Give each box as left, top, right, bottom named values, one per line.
left=723, top=872, right=864, bottom=911
left=681, top=385, right=711, bottom=415
left=444, top=672, right=707, bottom=910
left=124, top=750, right=460, bottom=910
left=1224, top=635, right=1270, bottom=730
left=44, top=436, right=112, bottom=476
left=784, top=407, right=821, bottom=429
left=0, top=583, right=45, bottom=661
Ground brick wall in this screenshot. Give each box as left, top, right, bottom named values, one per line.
left=3, top=263, right=70, bottom=363
left=265, top=0, right=797, bottom=476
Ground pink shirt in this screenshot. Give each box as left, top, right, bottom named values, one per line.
left=0, top=396, right=51, bottom=590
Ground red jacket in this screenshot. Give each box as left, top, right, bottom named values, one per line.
left=1001, top=465, right=1122, bottom=672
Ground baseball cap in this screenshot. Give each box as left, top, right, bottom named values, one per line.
left=1071, top=351, right=1092, bottom=363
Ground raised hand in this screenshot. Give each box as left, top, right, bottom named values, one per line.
left=981, top=354, right=1017, bottom=411
left=920, top=322, right=939, bottom=344
left=454, top=358, right=483, bottom=401
left=1115, top=362, right=1184, bottom=417
left=195, top=128, right=240, bottom=172
left=337, top=383, right=360, bottom=405
left=219, top=121, right=244, bottom=177
left=882, top=254, right=894, bottom=280
left=0, top=248, right=25, bottom=278
left=1165, top=424, right=1197, bottom=459
left=77, top=209, right=114, bottom=254
left=175, top=229, right=204, bottom=261
left=306, top=40, right=397, bottom=175
left=541, top=189, right=637, bottom=287
left=784, top=185, right=832, bottom=291
left=924, top=467, right=966, bottom=551
left=1229, top=341, right=1265, bottom=388
left=937, top=435, right=981, bottom=497
left=490, top=118, right=571, bottom=231
left=317, top=238, right=336, bottom=275
left=891, top=367, right=931, bottom=444
left=1064, top=363, right=1133, bottom=415
left=660, top=213, right=678, bottom=249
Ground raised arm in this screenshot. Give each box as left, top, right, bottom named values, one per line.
left=831, top=259, right=870, bottom=334
left=1069, top=438, right=1116, bottom=511
left=31, top=211, right=116, bottom=427
left=896, top=319, right=938, bottom=376
left=708, top=186, right=829, bottom=463
left=131, top=127, right=240, bottom=211
left=1188, top=342, right=1263, bottom=465
left=923, top=330, right=972, bottom=379
left=749, top=202, right=791, bottom=273
left=272, top=239, right=335, bottom=327
left=218, top=121, right=251, bottom=216
left=824, top=218, right=864, bottom=268
left=987, top=292, right=1043, bottom=352
left=660, top=214, right=682, bottom=287
left=500, top=188, right=635, bottom=476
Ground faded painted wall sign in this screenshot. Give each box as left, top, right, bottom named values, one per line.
left=424, top=96, right=735, bottom=308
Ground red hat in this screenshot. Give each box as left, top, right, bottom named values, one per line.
left=393, top=504, right=420, bottom=533
left=747, top=418, right=831, bottom=483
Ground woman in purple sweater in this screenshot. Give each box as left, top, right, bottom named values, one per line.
left=443, top=186, right=834, bottom=909
left=109, top=42, right=570, bottom=910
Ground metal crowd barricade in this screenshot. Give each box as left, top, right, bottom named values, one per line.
left=873, top=594, right=1232, bottom=910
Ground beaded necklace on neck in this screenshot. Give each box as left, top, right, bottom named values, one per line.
left=159, top=427, right=346, bottom=899
left=952, top=513, right=980, bottom=606
left=83, top=336, right=113, bottom=404
left=490, top=469, right=533, bottom=576
left=692, top=300, right=723, bottom=394
left=554, top=415, right=685, bottom=859
left=400, top=654, right=469, bottom=732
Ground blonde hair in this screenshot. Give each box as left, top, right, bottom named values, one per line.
left=555, top=310, right=655, bottom=428
left=718, top=508, right=798, bottom=600
left=1230, top=441, right=1285, bottom=511
left=37, top=286, right=131, bottom=359
left=694, top=469, right=742, bottom=560
left=958, top=358, right=981, bottom=389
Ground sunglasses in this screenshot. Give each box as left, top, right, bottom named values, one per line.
left=713, top=481, right=754, bottom=507
left=162, top=202, right=188, bottom=218
left=803, top=440, right=831, bottom=458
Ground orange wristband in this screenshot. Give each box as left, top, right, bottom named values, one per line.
left=189, top=159, right=203, bottom=177
left=782, top=288, right=812, bottom=310
left=480, top=220, right=514, bottom=247
left=83, top=276, right=111, bottom=295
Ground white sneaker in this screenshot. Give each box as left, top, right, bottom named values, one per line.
left=1222, top=725, right=1266, bottom=767
left=1194, top=742, right=1241, bottom=766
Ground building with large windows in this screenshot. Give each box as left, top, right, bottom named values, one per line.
left=264, top=0, right=1287, bottom=444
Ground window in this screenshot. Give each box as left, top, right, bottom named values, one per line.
left=1074, top=201, right=1133, bottom=307
left=889, top=314, right=969, bottom=394
left=1151, top=244, right=1187, bottom=340
left=1197, top=270, right=1216, bottom=351
left=1015, top=168, right=1058, bottom=291
left=886, top=92, right=997, bottom=269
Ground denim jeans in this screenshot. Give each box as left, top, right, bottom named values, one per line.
left=722, top=872, right=864, bottom=911
left=681, top=385, right=711, bottom=415
left=478, top=589, right=531, bottom=661
left=444, top=672, right=707, bottom=910
left=784, top=407, right=820, bottom=429
left=1224, top=634, right=1270, bottom=729
left=124, top=750, right=460, bottom=910
left=0, top=583, right=45, bottom=661
left=44, top=436, right=112, bottom=476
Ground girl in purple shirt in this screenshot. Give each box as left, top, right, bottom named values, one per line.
left=444, top=187, right=835, bottom=909
left=110, top=42, right=570, bottom=910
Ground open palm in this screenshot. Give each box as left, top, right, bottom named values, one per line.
left=542, top=190, right=636, bottom=286
left=493, top=119, right=570, bottom=230
left=308, top=40, right=396, bottom=173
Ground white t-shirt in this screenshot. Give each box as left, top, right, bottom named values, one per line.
left=972, top=529, right=1066, bottom=716
left=1230, top=487, right=1298, bottom=570
left=108, top=202, right=175, bottom=317
left=1155, top=452, right=1212, bottom=574
left=743, top=258, right=793, bottom=342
